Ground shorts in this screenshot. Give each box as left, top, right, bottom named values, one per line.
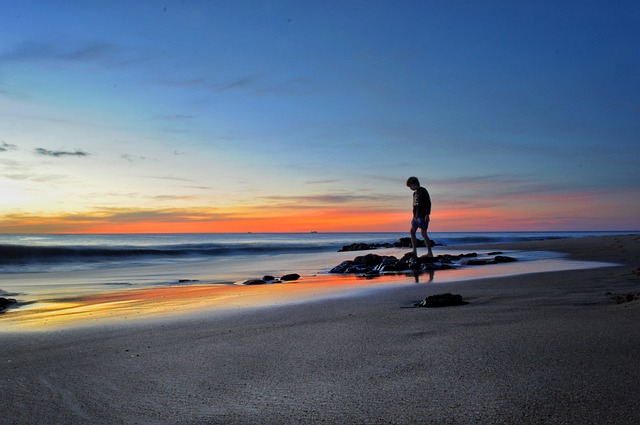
left=411, top=217, right=429, bottom=230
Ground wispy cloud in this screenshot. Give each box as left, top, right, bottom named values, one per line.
left=0, top=81, right=27, bottom=99
left=0, top=39, right=150, bottom=71
left=431, top=174, right=567, bottom=197
left=156, top=75, right=257, bottom=93
left=0, top=141, right=17, bottom=152
left=140, top=175, right=193, bottom=182
left=1, top=158, right=68, bottom=182
left=306, top=179, right=341, bottom=185
left=259, top=192, right=403, bottom=207
left=1, top=41, right=115, bottom=63
left=34, top=148, right=90, bottom=157
left=153, top=114, right=195, bottom=120
left=2, top=172, right=67, bottom=183
left=121, top=154, right=150, bottom=162
left=213, top=76, right=256, bottom=92
left=152, top=195, right=198, bottom=201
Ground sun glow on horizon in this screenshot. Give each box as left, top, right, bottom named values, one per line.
left=1, top=200, right=637, bottom=234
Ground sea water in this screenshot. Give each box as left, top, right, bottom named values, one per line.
left=0, top=231, right=632, bottom=302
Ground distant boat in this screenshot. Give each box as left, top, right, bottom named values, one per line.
left=310, top=231, right=318, bottom=234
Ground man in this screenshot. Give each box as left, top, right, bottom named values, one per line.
left=406, top=176, right=433, bottom=257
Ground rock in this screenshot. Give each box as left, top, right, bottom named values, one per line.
left=407, top=256, right=422, bottom=270
left=263, top=275, right=276, bottom=281
left=437, top=254, right=457, bottom=263
left=487, top=251, right=503, bottom=255
left=337, top=237, right=438, bottom=252
left=339, top=242, right=383, bottom=252
left=0, top=297, right=17, bottom=311
left=281, top=273, right=300, bottom=281
left=374, top=256, right=404, bottom=272
left=613, top=292, right=640, bottom=304
left=493, top=255, right=517, bottom=263
left=400, top=252, right=416, bottom=262
left=329, top=250, right=509, bottom=276
left=396, top=237, right=424, bottom=248
left=346, top=265, right=372, bottom=274
left=353, top=253, right=383, bottom=267
left=418, top=255, right=437, bottom=263
left=177, top=279, right=199, bottom=283
left=391, top=260, right=410, bottom=271
left=330, top=260, right=354, bottom=273
left=417, top=293, right=468, bottom=308
left=242, top=279, right=266, bottom=285
left=339, top=243, right=371, bottom=252
left=466, top=259, right=491, bottom=266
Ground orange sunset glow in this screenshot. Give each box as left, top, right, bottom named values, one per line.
left=3, top=194, right=633, bottom=234
left=1, top=275, right=408, bottom=330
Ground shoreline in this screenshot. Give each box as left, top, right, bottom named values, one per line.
left=0, top=236, right=623, bottom=331
left=1, top=234, right=640, bottom=423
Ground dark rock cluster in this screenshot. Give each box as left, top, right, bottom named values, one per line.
left=240, top=273, right=301, bottom=286
left=339, top=237, right=433, bottom=252
left=330, top=252, right=517, bottom=276
left=609, top=292, right=640, bottom=304
left=0, top=297, right=17, bottom=312
left=416, top=293, right=468, bottom=308
left=465, top=255, right=518, bottom=266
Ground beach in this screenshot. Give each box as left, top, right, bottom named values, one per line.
left=1, top=234, right=640, bottom=423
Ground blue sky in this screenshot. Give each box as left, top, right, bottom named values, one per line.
left=1, top=0, right=639, bottom=232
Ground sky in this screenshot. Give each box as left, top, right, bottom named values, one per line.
left=0, top=0, right=639, bottom=233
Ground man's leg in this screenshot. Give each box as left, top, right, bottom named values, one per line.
left=421, top=227, right=433, bottom=257
left=410, top=226, right=419, bottom=256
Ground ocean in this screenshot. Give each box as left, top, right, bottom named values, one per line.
left=0, top=231, right=625, bottom=274
left=0, top=231, right=633, bottom=304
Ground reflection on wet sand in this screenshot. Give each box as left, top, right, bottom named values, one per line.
left=1, top=275, right=407, bottom=330
left=1, top=255, right=615, bottom=331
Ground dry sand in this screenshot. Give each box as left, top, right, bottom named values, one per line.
left=1, top=234, right=639, bottom=424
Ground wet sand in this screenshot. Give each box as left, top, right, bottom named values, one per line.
left=1, top=234, right=639, bottom=423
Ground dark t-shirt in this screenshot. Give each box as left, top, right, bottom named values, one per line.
left=413, top=187, right=432, bottom=218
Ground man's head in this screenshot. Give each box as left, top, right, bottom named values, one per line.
left=406, top=176, right=420, bottom=190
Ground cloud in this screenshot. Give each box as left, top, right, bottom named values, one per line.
left=121, top=154, right=150, bottom=162
left=154, top=114, right=195, bottom=120
left=430, top=174, right=554, bottom=196
left=0, top=39, right=148, bottom=71
left=213, top=76, right=256, bottom=92
left=152, top=195, right=198, bottom=201
left=306, top=179, right=341, bottom=185
left=2, top=172, right=67, bottom=183
left=140, top=175, right=193, bottom=182
left=1, top=158, right=69, bottom=182
left=251, top=77, right=313, bottom=97
left=0, top=82, right=27, bottom=100
left=0, top=141, right=17, bottom=152
left=1, top=41, right=115, bottom=63
left=156, top=75, right=255, bottom=92
left=259, top=192, right=403, bottom=208
left=34, top=148, right=90, bottom=157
